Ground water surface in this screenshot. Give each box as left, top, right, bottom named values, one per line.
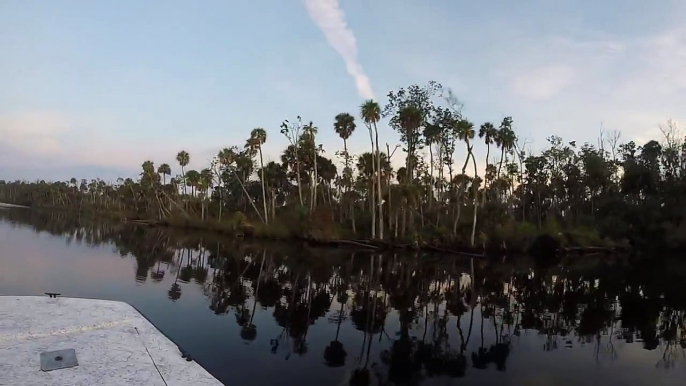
left=1, top=209, right=685, bottom=385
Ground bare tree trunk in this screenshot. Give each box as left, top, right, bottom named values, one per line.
left=295, top=149, right=304, bottom=207
left=453, top=197, right=462, bottom=236
left=375, top=122, right=383, bottom=240
left=402, top=208, right=407, bottom=237
left=483, top=144, right=490, bottom=205
left=259, top=147, right=269, bottom=223
left=386, top=144, right=393, bottom=240
left=428, top=145, right=434, bottom=208
left=311, top=146, right=318, bottom=210
left=351, top=203, right=357, bottom=234
left=218, top=189, right=223, bottom=219
left=367, top=125, right=376, bottom=239
left=470, top=152, right=479, bottom=246
left=233, top=171, right=265, bottom=223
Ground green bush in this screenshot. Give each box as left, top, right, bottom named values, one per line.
left=492, top=220, right=538, bottom=251
left=563, top=226, right=608, bottom=247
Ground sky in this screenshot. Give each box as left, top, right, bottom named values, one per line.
left=1, top=0, right=685, bottom=182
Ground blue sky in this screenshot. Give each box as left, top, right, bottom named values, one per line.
left=1, top=0, right=685, bottom=182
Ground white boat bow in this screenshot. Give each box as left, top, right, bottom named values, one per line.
left=0, top=296, right=224, bottom=386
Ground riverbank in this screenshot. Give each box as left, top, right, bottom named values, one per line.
left=125, top=216, right=629, bottom=258
left=3, top=203, right=629, bottom=258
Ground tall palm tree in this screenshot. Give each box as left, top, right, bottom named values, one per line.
left=456, top=120, right=481, bottom=245
left=334, top=113, right=356, bottom=230
left=457, top=120, right=475, bottom=174
left=158, top=163, right=171, bottom=185
left=176, top=151, right=190, bottom=196
left=248, top=128, right=269, bottom=223
left=361, top=100, right=383, bottom=239
left=399, top=106, right=422, bottom=182
left=334, top=113, right=356, bottom=189
left=423, top=123, right=441, bottom=205
left=185, top=170, right=200, bottom=197
left=280, top=117, right=304, bottom=207
left=453, top=120, right=476, bottom=237
left=496, top=117, right=515, bottom=178
left=470, top=158, right=480, bottom=246
left=479, top=122, right=497, bottom=171
left=303, top=122, right=319, bottom=210
left=479, top=122, right=497, bottom=203
left=199, top=168, right=213, bottom=220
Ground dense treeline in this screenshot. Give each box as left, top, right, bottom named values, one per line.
left=2, top=81, right=686, bottom=250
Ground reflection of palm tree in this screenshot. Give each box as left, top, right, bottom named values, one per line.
left=168, top=249, right=185, bottom=301
left=324, top=301, right=347, bottom=367
left=176, top=150, right=190, bottom=197
left=151, top=260, right=165, bottom=282
left=168, top=283, right=181, bottom=301
left=350, top=256, right=384, bottom=385
left=241, top=251, right=266, bottom=341
left=325, top=274, right=348, bottom=367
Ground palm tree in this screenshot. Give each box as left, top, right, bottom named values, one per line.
left=334, top=113, right=356, bottom=230
left=496, top=117, right=516, bottom=178
left=198, top=168, right=213, bottom=220
left=302, top=122, right=319, bottom=210
left=470, top=159, right=480, bottom=246
left=457, top=120, right=475, bottom=174
left=158, top=163, right=171, bottom=185
left=248, top=128, right=269, bottom=223
left=360, top=103, right=377, bottom=238
left=423, top=123, right=441, bottom=205
left=218, top=147, right=265, bottom=223
left=455, top=120, right=481, bottom=246
left=176, top=151, right=190, bottom=196
left=478, top=122, right=497, bottom=203
left=334, top=113, right=356, bottom=188
left=280, top=117, right=304, bottom=207
left=479, top=123, right=497, bottom=171
left=140, top=160, right=158, bottom=187
left=185, top=170, right=200, bottom=197
left=453, top=120, right=476, bottom=237
left=361, top=100, right=383, bottom=239
left=398, top=106, right=422, bottom=182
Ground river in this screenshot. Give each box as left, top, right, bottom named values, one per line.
left=1, top=208, right=685, bottom=385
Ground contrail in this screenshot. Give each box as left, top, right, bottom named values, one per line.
left=304, top=0, right=374, bottom=99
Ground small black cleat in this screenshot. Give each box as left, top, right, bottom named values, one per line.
left=185, top=355, right=193, bottom=362
left=45, top=293, right=61, bottom=298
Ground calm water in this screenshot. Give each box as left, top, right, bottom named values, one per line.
left=1, top=209, right=686, bottom=385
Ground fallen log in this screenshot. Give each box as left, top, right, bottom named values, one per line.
left=334, top=239, right=380, bottom=249
left=424, top=245, right=486, bottom=258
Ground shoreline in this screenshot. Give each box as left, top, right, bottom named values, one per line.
left=2, top=204, right=631, bottom=258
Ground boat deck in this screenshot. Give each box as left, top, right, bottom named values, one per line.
left=0, top=296, right=224, bottom=386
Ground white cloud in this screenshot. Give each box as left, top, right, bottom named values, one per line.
left=304, top=0, right=374, bottom=99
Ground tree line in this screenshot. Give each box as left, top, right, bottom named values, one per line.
left=2, top=81, right=686, bottom=250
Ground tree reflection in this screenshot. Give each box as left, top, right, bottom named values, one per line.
left=4, top=209, right=686, bottom=384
